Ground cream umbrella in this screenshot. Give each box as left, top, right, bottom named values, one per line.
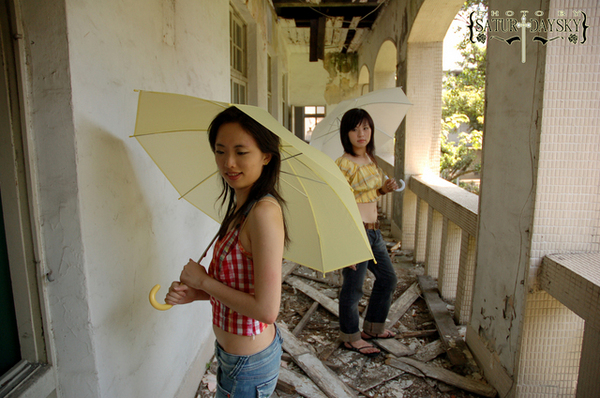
left=133, top=90, right=373, bottom=286
left=309, top=87, right=412, bottom=161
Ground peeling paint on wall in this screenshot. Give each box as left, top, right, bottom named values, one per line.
left=323, top=52, right=359, bottom=105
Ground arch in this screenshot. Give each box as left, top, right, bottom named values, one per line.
left=373, top=40, right=396, bottom=91
left=358, top=65, right=370, bottom=95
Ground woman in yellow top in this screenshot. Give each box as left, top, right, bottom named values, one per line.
left=335, top=108, right=399, bottom=357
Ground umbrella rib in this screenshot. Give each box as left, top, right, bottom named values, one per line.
left=179, top=170, right=219, bottom=200
left=280, top=150, right=373, bottom=266
left=280, top=171, right=327, bottom=185
left=282, top=153, right=303, bottom=162
left=280, top=148, right=336, bottom=186
left=133, top=129, right=208, bottom=138
left=280, top=179, right=308, bottom=198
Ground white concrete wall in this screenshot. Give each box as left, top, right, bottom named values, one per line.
left=66, top=1, right=228, bottom=396
left=16, top=0, right=288, bottom=397
left=515, top=1, right=600, bottom=395
left=288, top=52, right=329, bottom=106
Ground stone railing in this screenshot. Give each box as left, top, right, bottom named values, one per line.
left=407, top=175, right=479, bottom=325
left=539, top=252, right=600, bottom=397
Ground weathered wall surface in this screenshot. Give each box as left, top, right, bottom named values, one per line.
left=17, top=0, right=288, bottom=396
left=471, top=0, right=549, bottom=383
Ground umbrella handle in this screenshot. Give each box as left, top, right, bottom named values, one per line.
left=149, top=233, right=218, bottom=311
left=395, top=179, right=406, bottom=192
left=149, top=284, right=173, bottom=311
left=384, top=176, right=406, bottom=192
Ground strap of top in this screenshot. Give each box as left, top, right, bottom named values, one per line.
left=239, top=194, right=279, bottom=230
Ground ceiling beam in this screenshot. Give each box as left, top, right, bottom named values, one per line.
left=273, top=0, right=381, bottom=8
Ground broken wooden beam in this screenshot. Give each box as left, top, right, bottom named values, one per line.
left=389, top=241, right=402, bottom=252
left=292, top=270, right=342, bottom=287
left=370, top=338, right=414, bottom=357
left=285, top=275, right=339, bottom=317
left=386, top=357, right=497, bottom=398
left=278, top=367, right=329, bottom=398
left=282, top=260, right=298, bottom=280
left=410, top=339, right=445, bottom=363
left=398, top=329, right=437, bottom=339
left=293, top=301, right=319, bottom=336
left=279, top=325, right=357, bottom=398
left=386, top=282, right=421, bottom=327
left=418, top=275, right=469, bottom=366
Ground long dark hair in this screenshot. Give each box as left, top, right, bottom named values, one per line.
left=339, top=108, right=377, bottom=162
left=208, top=106, right=288, bottom=246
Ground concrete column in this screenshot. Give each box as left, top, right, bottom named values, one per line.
left=439, top=218, right=461, bottom=301
left=425, top=208, right=443, bottom=278
left=414, top=197, right=428, bottom=263
left=455, top=231, right=477, bottom=325
left=577, top=323, right=600, bottom=398
left=398, top=41, right=443, bottom=247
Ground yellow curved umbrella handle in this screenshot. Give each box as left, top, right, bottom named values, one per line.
left=149, top=284, right=173, bottom=311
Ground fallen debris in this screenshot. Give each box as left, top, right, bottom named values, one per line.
left=410, top=339, right=446, bottom=363
left=279, top=325, right=358, bottom=398
left=293, top=301, right=319, bottom=336
left=387, top=282, right=421, bottom=326
left=386, top=357, right=497, bottom=398
left=197, top=216, right=496, bottom=398
left=370, top=338, right=414, bottom=357
left=278, top=367, right=329, bottom=398
left=418, top=275, right=471, bottom=367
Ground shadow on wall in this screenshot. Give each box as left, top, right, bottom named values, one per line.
left=77, top=119, right=209, bottom=396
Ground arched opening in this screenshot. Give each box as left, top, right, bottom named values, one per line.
left=358, top=65, right=370, bottom=95
left=373, top=40, right=396, bottom=91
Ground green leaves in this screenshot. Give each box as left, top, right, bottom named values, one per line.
left=440, top=0, right=486, bottom=193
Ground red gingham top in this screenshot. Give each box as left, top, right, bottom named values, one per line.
left=208, top=217, right=268, bottom=336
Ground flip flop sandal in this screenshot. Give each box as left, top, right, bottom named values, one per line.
left=343, top=342, right=380, bottom=358
left=362, top=330, right=395, bottom=340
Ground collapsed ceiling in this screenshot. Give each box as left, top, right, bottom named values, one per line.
left=272, top=0, right=387, bottom=60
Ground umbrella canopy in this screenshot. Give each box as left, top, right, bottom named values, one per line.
left=133, top=90, right=374, bottom=274
left=309, top=87, right=412, bottom=161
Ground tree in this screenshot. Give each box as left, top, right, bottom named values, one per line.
left=440, top=1, right=487, bottom=193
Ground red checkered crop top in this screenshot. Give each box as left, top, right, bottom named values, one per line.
left=208, top=199, right=275, bottom=336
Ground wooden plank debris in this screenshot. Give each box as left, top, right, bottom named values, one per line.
left=399, top=329, right=437, bottom=339
left=371, top=338, right=414, bottom=357
left=417, top=275, right=469, bottom=366
left=410, top=339, right=445, bottom=363
left=279, top=325, right=357, bottom=398
left=293, top=301, right=319, bottom=336
left=285, top=275, right=339, bottom=317
left=277, top=367, right=329, bottom=398
left=389, top=241, right=402, bottom=252
left=318, top=338, right=341, bottom=361
left=386, top=357, right=497, bottom=398
left=282, top=260, right=298, bottom=280
left=386, top=282, right=421, bottom=327
left=352, top=363, right=405, bottom=393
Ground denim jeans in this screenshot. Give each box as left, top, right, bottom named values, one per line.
left=214, top=326, right=283, bottom=398
left=339, top=229, right=398, bottom=342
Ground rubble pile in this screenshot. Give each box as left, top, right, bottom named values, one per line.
left=197, top=218, right=496, bottom=398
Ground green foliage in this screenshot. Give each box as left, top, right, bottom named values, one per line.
left=442, top=37, right=486, bottom=132
left=440, top=128, right=482, bottom=182
left=440, top=0, right=486, bottom=193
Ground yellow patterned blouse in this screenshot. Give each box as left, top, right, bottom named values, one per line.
left=335, top=156, right=384, bottom=204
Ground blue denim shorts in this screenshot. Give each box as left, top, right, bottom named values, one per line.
left=214, top=326, right=283, bottom=398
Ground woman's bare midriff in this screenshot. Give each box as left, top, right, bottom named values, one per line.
left=358, top=202, right=378, bottom=223
left=213, top=323, right=276, bottom=356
